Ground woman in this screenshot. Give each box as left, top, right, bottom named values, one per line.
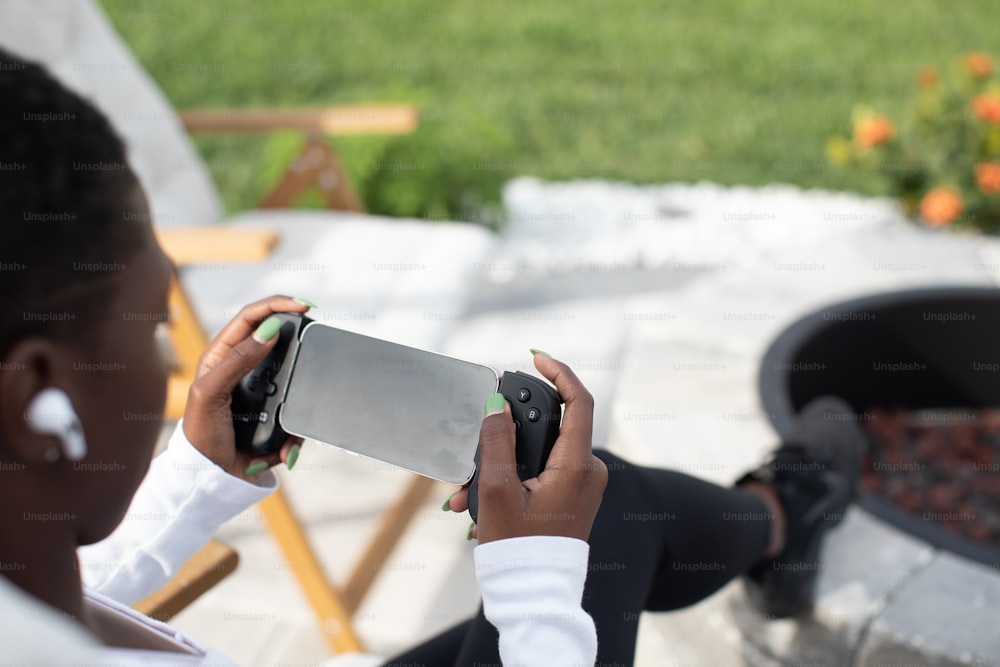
left=0, top=49, right=862, bottom=666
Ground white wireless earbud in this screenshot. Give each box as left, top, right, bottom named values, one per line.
left=25, top=388, right=87, bottom=462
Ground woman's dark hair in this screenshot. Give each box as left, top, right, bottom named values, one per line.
left=0, top=47, right=149, bottom=354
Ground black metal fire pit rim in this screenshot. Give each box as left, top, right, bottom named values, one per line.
left=758, top=284, right=1000, bottom=437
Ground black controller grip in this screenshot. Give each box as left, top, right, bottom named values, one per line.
left=467, top=370, right=562, bottom=523
left=231, top=313, right=311, bottom=455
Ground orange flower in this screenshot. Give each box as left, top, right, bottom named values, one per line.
left=972, top=93, right=1000, bottom=125
left=964, top=52, right=994, bottom=79
left=919, top=187, right=963, bottom=227
left=917, top=67, right=938, bottom=88
left=853, top=115, right=895, bottom=148
left=975, top=162, right=1000, bottom=195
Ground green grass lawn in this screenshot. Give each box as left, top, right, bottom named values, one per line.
left=100, top=0, right=999, bottom=224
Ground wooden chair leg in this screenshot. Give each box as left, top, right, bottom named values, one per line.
left=165, top=270, right=209, bottom=421
left=258, top=488, right=364, bottom=654
left=259, top=133, right=364, bottom=213
left=313, top=140, right=365, bottom=212
left=133, top=540, right=239, bottom=622
left=257, top=475, right=439, bottom=653
left=341, top=476, right=438, bottom=613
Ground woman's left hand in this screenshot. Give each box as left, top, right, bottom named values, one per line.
left=181, top=295, right=312, bottom=480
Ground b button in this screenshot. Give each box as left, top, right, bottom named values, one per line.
left=526, top=407, right=541, bottom=422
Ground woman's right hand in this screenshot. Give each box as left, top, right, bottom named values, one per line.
left=447, top=353, right=608, bottom=543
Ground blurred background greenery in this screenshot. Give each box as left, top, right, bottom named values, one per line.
left=100, top=0, right=998, bottom=226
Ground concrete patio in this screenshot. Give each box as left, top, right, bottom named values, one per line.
left=161, top=179, right=1000, bottom=666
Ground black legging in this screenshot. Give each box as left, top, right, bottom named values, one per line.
left=384, top=450, right=773, bottom=667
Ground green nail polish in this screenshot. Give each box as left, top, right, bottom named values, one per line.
left=484, top=392, right=505, bottom=415
left=244, top=461, right=268, bottom=476
left=294, top=297, right=317, bottom=309
left=253, top=316, right=282, bottom=343
left=466, top=522, right=475, bottom=541
left=286, top=445, right=300, bottom=471
left=529, top=348, right=552, bottom=358
left=441, top=491, right=457, bottom=512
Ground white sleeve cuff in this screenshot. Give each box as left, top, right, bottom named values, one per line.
left=474, top=535, right=597, bottom=666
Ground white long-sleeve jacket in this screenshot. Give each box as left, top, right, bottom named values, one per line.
left=0, top=422, right=598, bottom=666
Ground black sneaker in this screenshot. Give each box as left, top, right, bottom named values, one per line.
left=738, top=396, right=864, bottom=618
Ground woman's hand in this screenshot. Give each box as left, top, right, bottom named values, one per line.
left=181, top=295, right=312, bottom=481
left=446, top=353, right=608, bottom=543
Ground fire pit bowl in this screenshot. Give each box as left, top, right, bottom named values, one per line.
left=759, top=286, right=1000, bottom=567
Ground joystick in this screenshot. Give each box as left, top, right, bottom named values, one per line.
left=467, top=370, right=563, bottom=523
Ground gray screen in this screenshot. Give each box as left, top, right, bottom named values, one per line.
left=280, top=323, right=498, bottom=484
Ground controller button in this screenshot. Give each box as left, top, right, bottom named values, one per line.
left=513, top=419, right=522, bottom=433
left=517, top=388, right=531, bottom=402
left=526, top=407, right=541, bottom=422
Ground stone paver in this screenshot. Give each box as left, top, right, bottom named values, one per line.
left=855, top=552, right=1000, bottom=666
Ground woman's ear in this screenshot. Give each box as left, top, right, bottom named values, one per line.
left=0, top=339, right=72, bottom=465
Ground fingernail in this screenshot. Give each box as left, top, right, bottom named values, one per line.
left=441, top=491, right=457, bottom=512
left=484, top=392, right=505, bottom=416
left=294, top=297, right=317, bottom=309
left=253, top=316, right=282, bottom=343
left=466, top=522, right=475, bottom=541
left=286, top=445, right=300, bottom=471
left=244, top=460, right=268, bottom=476
left=530, top=348, right=552, bottom=358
